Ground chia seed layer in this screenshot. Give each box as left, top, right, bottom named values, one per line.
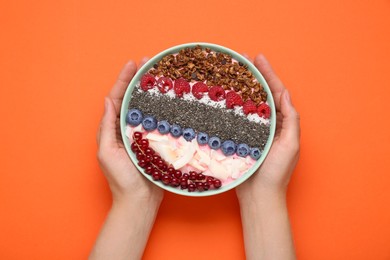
left=129, top=89, right=270, bottom=149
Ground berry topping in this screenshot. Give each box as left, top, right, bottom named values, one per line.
left=208, top=136, right=222, bottom=150
left=157, top=120, right=170, bottom=134
left=196, top=132, right=209, bottom=145
left=236, top=143, right=250, bottom=157
left=192, top=82, right=208, bottom=99
left=170, top=124, right=182, bottom=137
left=174, top=78, right=190, bottom=97
left=140, top=74, right=156, bottom=91
left=208, top=86, right=226, bottom=101
left=221, top=140, right=237, bottom=156
left=156, top=77, right=173, bottom=93
left=257, top=102, right=271, bottom=119
left=182, top=128, right=196, bottom=141
left=226, top=91, right=244, bottom=109
left=243, top=100, right=257, bottom=115
left=250, top=147, right=262, bottom=160
left=142, top=116, right=157, bottom=131
left=126, top=109, right=143, bottom=126
left=130, top=135, right=222, bottom=192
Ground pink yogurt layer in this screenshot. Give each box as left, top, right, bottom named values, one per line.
left=126, top=125, right=256, bottom=185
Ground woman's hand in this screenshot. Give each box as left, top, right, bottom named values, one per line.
left=236, top=54, right=300, bottom=200
left=96, top=60, right=163, bottom=205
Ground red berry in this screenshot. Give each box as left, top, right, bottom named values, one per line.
left=140, top=74, right=156, bottom=91
left=156, top=77, right=173, bottom=93
left=192, top=82, right=208, bottom=99
left=138, top=159, right=148, bottom=168
left=243, top=100, right=257, bottom=115
left=197, top=173, right=205, bottom=180
left=139, top=139, right=149, bottom=150
left=136, top=151, right=144, bottom=161
left=174, top=170, right=182, bottom=178
left=133, top=132, right=143, bottom=141
left=167, top=167, right=175, bottom=176
left=145, top=165, right=154, bottom=175
left=189, top=171, right=197, bottom=180
left=152, top=155, right=161, bottom=163
left=188, top=183, right=196, bottom=192
left=226, top=91, right=244, bottom=109
left=257, top=102, right=271, bottom=119
left=196, top=182, right=205, bottom=191
left=170, top=177, right=180, bottom=187
left=144, top=147, right=155, bottom=155
left=162, top=174, right=171, bottom=185
left=145, top=154, right=152, bottom=163
left=152, top=171, right=162, bottom=180
left=213, top=179, right=222, bottom=188
left=203, top=182, right=210, bottom=191
left=174, top=78, right=190, bottom=97
left=131, top=142, right=139, bottom=152
left=208, top=86, right=226, bottom=101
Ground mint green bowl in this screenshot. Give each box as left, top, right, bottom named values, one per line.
left=120, top=43, right=276, bottom=197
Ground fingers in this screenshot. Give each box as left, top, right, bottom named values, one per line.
left=99, top=97, right=118, bottom=150
left=241, top=53, right=253, bottom=64
left=139, top=57, right=149, bottom=68
left=254, top=54, right=285, bottom=110
left=279, top=90, right=300, bottom=149
left=109, top=60, right=137, bottom=115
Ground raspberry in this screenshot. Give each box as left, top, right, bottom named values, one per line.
left=140, top=74, right=156, bottom=91
left=174, top=78, right=190, bottom=97
left=192, top=82, right=208, bottom=99
left=156, top=77, right=173, bottom=93
left=257, top=102, right=271, bottom=119
left=225, top=91, right=244, bottom=109
left=208, top=86, right=226, bottom=101
left=243, top=100, right=257, bottom=115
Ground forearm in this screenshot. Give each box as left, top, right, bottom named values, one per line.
left=239, top=188, right=295, bottom=260
left=89, top=197, right=161, bottom=260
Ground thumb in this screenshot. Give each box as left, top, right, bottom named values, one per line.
left=99, top=97, right=118, bottom=149
left=280, top=90, right=300, bottom=147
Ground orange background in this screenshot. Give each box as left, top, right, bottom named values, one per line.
left=1, top=0, right=390, bottom=259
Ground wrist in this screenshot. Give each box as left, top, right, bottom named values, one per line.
left=237, top=184, right=287, bottom=208
left=112, top=193, right=162, bottom=214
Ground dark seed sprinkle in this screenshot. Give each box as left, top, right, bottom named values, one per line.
left=128, top=90, right=270, bottom=149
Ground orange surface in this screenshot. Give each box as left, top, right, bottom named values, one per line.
left=1, top=0, right=390, bottom=259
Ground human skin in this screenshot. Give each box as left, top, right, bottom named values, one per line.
left=236, top=54, right=300, bottom=260
left=90, top=58, right=164, bottom=260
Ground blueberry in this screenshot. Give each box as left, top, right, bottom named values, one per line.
left=157, top=120, right=170, bottom=134
left=142, top=116, right=157, bottom=131
left=182, top=128, right=196, bottom=141
left=221, top=140, right=237, bottom=156
left=170, top=124, right=182, bottom=137
left=126, top=109, right=143, bottom=126
left=250, top=148, right=262, bottom=160
left=236, top=143, right=250, bottom=157
left=197, top=132, right=209, bottom=145
left=208, top=136, right=221, bottom=150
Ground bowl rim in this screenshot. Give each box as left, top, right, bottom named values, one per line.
left=120, top=42, right=276, bottom=197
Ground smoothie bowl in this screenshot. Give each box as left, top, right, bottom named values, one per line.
left=120, top=43, right=276, bottom=197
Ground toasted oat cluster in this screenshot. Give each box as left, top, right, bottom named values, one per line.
left=149, top=45, right=267, bottom=105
